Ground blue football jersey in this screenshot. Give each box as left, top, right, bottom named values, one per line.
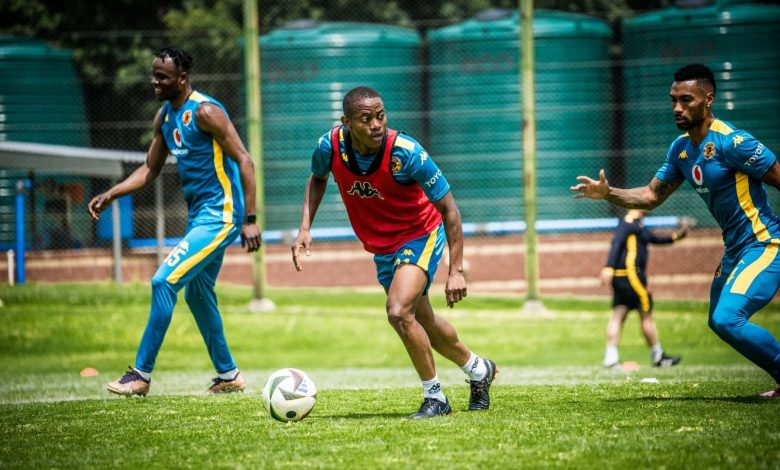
left=160, top=91, right=245, bottom=224
left=311, top=127, right=451, bottom=203
left=655, top=118, right=780, bottom=256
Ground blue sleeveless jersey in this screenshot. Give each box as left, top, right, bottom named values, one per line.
left=655, top=118, right=780, bottom=257
left=160, top=91, right=244, bottom=224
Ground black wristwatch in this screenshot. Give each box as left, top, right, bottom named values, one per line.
left=245, top=214, right=257, bottom=224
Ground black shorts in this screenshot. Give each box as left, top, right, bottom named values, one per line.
left=611, top=274, right=653, bottom=312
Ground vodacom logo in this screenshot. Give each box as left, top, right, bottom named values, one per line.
left=692, top=164, right=703, bottom=186
left=173, top=128, right=182, bottom=147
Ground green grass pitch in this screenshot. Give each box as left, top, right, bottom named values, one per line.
left=0, top=283, right=778, bottom=468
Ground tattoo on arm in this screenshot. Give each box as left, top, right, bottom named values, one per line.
left=650, top=178, right=680, bottom=206
left=604, top=178, right=680, bottom=210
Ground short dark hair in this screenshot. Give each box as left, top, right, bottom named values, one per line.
left=674, top=63, right=716, bottom=95
left=154, top=47, right=193, bottom=73
left=343, top=86, right=382, bottom=116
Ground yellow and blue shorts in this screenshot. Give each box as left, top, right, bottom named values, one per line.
left=373, top=223, right=445, bottom=295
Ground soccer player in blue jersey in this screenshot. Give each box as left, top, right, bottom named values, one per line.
left=87, top=47, right=261, bottom=396
left=292, top=86, right=497, bottom=418
left=571, top=63, right=780, bottom=398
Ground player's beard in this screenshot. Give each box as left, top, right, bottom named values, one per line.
left=675, top=108, right=707, bottom=131
left=675, top=115, right=704, bottom=131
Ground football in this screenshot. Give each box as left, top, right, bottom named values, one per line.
left=261, top=368, right=317, bottom=422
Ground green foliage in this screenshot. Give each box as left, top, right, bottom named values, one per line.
left=0, top=0, right=688, bottom=151
left=0, top=0, right=63, bottom=37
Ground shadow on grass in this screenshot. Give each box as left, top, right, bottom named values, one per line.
left=608, top=395, right=776, bottom=405
left=324, top=411, right=415, bottom=420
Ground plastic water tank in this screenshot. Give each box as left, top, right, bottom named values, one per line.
left=427, top=9, right=614, bottom=223
left=0, top=36, right=92, bottom=248
left=259, top=21, right=423, bottom=230
left=622, top=0, right=780, bottom=226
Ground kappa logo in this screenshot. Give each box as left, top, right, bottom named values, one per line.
left=725, top=260, right=746, bottom=285
left=726, top=267, right=739, bottom=285
left=420, top=151, right=429, bottom=163
left=341, top=152, right=349, bottom=163
left=347, top=181, right=384, bottom=200
left=733, top=135, right=744, bottom=148
left=182, top=110, right=192, bottom=126
left=678, top=150, right=688, bottom=159
left=173, top=128, right=182, bottom=147
left=401, top=249, right=414, bottom=256
left=704, top=142, right=715, bottom=159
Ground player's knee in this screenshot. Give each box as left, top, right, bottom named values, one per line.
left=386, top=301, right=414, bottom=330
left=709, top=311, right=745, bottom=340
left=151, top=274, right=173, bottom=293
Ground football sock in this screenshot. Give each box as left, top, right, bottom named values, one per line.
left=421, top=376, right=446, bottom=402
left=218, top=368, right=239, bottom=381
left=460, top=352, right=488, bottom=381
left=133, top=368, right=151, bottom=381
left=604, top=345, right=619, bottom=366
left=651, top=344, right=664, bottom=363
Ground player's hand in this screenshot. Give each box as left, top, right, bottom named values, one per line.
left=291, top=229, right=312, bottom=272
left=676, top=216, right=695, bottom=240
left=445, top=271, right=467, bottom=308
left=571, top=169, right=610, bottom=200
left=676, top=225, right=689, bottom=240
left=240, top=222, right=262, bottom=252
left=87, top=192, right=112, bottom=221
left=599, top=268, right=614, bottom=286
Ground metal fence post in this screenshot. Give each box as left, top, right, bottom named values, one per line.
left=14, top=180, right=27, bottom=285
left=111, top=197, right=122, bottom=284
left=155, top=177, right=165, bottom=265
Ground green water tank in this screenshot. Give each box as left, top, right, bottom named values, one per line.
left=0, top=36, right=91, bottom=247
left=259, top=21, right=424, bottom=231
left=622, top=0, right=780, bottom=227
left=0, top=37, right=90, bottom=146
left=427, top=9, right=613, bottom=224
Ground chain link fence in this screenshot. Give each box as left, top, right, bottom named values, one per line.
left=1, top=2, right=779, bottom=287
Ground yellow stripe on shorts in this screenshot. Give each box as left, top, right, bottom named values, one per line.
left=166, top=223, right=234, bottom=284
left=730, top=239, right=779, bottom=295
left=417, top=227, right=439, bottom=271
left=625, top=234, right=651, bottom=311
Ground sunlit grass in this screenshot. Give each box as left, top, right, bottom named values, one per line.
left=0, top=283, right=778, bottom=468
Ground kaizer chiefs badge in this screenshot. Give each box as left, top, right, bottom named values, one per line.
left=704, top=142, right=715, bottom=159
left=182, top=110, right=192, bottom=126
left=391, top=156, right=401, bottom=174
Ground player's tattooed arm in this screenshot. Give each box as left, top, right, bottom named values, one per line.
left=647, top=177, right=681, bottom=207
left=605, top=177, right=682, bottom=210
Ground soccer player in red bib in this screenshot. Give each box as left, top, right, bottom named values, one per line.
left=292, top=86, right=497, bottom=418
left=572, top=64, right=780, bottom=398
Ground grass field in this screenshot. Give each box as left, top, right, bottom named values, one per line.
left=1, top=283, right=779, bottom=469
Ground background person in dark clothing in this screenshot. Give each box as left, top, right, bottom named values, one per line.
left=600, top=209, right=689, bottom=368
